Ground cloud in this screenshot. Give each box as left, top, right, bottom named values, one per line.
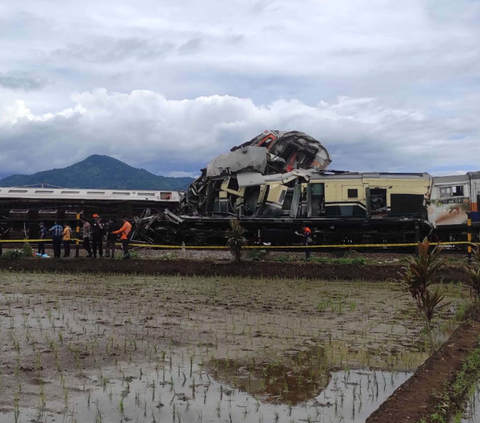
left=0, top=72, right=48, bottom=91
left=162, top=171, right=200, bottom=178
left=0, top=89, right=478, bottom=178
left=178, top=38, right=203, bottom=55
left=0, top=0, right=479, bottom=179
left=52, top=37, right=175, bottom=63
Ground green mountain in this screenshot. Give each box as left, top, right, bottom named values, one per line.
left=0, top=155, right=194, bottom=190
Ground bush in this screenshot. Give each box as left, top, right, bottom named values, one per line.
left=274, top=254, right=291, bottom=263
left=226, top=220, right=247, bottom=262
left=22, top=242, right=33, bottom=258
left=247, top=249, right=268, bottom=261
left=398, top=238, right=450, bottom=352
left=128, top=250, right=140, bottom=259
left=464, top=246, right=480, bottom=302
left=0, top=249, right=26, bottom=260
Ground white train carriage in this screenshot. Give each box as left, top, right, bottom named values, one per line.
left=428, top=172, right=480, bottom=227
left=0, top=187, right=182, bottom=238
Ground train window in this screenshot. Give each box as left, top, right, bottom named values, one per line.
left=369, top=188, right=387, bottom=214
left=452, top=186, right=464, bottom=197
left=439, top=187, right=451, bottom=197
left=347, top=189, right=358, bottom=199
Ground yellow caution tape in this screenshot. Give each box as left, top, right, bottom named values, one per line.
left=1, top=239, right=479, bottom=250
left=1, top=239, right=54, bottom=243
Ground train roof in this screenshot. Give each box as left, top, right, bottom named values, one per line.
left=309, top=171, right=431, bottom=181
left=0, top=187, right=182, bottom=202
left=433, top=171, right=480, bottom=184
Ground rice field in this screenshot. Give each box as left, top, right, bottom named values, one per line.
left=0, top=272, right=468, bottom=422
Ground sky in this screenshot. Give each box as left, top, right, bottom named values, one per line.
left=0, top=0, right=479, bottom=179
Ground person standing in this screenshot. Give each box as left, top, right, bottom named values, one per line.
left=38, top=222, right=47, bottom=256
left=296, top=226, right=313, bottom=260
left=105, top=219, right=119, bottom=259
left=63, top=223, right=72, bottom=257
left=49, top=221, right=63, bottom=258
left=112, top=217, right=132, bottom=259
left=0, top=224, right=4, bottom=257
left=91, top=214, right=104, bottom=258
left=81, top=218, right=92, bottom=257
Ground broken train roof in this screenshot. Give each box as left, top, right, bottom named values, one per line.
left=205, top=130, right=331, bottom=177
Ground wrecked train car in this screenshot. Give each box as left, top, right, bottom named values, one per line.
left=133, top=131, right=434, bottom=246
left=183, top=130, right=332, bottom=215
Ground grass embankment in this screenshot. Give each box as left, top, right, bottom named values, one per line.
left=419, top=334, right=480, bottom=423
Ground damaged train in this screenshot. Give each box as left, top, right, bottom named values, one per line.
left=133, top=130, right=472, bottom=247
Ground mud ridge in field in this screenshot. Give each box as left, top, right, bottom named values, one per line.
left=0, top=258, right=469, bottom=282
left=367, top=314, right=480, bottom=423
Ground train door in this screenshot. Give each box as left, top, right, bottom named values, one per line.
left=367, top=188, right=387, bottom=215
left=307, top=183, right=325, bottom=217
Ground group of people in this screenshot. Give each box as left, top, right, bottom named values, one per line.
left=37, top=215, right=132, bottom=259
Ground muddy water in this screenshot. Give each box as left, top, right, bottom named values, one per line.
left=0, top=360, right=412, bottom=423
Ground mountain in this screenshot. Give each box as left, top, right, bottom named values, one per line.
left=0, top=155, right=194, bottom=191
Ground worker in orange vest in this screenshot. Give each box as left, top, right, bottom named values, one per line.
left=296, top=226, right=313, bottom=259
left=112, top=216, right=132, bottom=259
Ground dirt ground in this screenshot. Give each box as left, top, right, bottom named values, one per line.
left=1, top=243, right=472, bottom=266
left=0, top=272, right=469, bottom=422
left=0, top=258, right=471, bottom=283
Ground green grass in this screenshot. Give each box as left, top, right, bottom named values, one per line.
left=418, top=336, right=480, bottom=423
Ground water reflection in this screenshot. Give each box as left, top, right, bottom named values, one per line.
left=1, top=361, right=413, bottom=423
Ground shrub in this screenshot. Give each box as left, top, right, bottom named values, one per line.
left=0, top=249, right=26, bottom=260
left=398, top=238, right=450, bottom=352
left=464, top=246, right=480, bottom=302
left=226, top=220, right=247, bottom=262
left=22, top=242, right=33, bottom=258
left=247, top=249, right=268, bottom=261
left=274, top=254, right=291, bottom=263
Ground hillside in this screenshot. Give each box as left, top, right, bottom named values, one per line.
left=0, top=155, right=194, bottom=190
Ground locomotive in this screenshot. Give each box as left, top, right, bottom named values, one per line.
left=133, top=130, right=480, bottom=247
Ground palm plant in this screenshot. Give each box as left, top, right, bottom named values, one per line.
left=399, top=238, right=450, bottom=352
left=464, top=246, right=480, bottom=303
left=226, top=219, right=247, bottom=262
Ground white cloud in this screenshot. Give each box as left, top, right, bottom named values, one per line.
left=0, top=89, right=478, bottom=177
left=0, top=0, right=479, bottom=177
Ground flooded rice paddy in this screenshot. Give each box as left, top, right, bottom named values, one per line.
left=0, top=272, right=469, bottom=422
